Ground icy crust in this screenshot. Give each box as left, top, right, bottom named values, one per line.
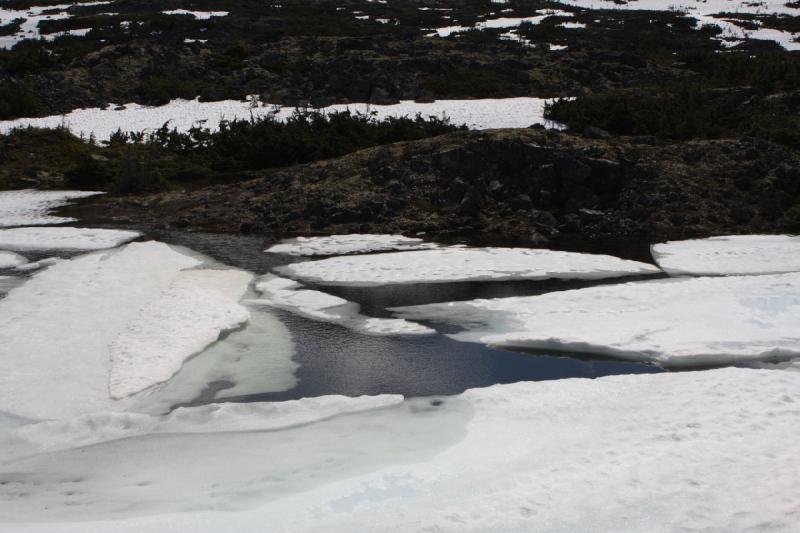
left=252, top=275, right=434, bottom=336
left=652, top=234, right=800, bottom=276
left=0, top=190, right=102, bottom=227
left=3, top=369, right=800, bottom=531
left=276, top=247, right=661, bottom=286
left=10, top=394, right=403, bottom=456
left=0, top=251, right=25, bottom=269
left=0, top=97, right=561, bottom=140
left=266, top=234, right=438, bottom=256
left=394, top=272, right=800, bottom=367
left=0, top=241, right=252, bottom=420
left=0, top=226, right=140, bottom=251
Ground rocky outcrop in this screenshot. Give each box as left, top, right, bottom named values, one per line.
left=73, top=128, right=800, bottom=246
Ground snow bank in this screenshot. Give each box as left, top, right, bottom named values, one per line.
left=276, top=247, right=660, bottom=286
left=0, top=226, right=140, bottom=251
left=652, top=234, right=800, bottom=276
left=394, top=272, right=800, bottom=367
left=0, top=97, right=563, bottom=140
left=3, top=368, right=799, bottom=531
left=0, top=251, right=26, bottom=269
left=0, top=189, right=102, bottom=227
left=266, top=234, right=438, bottom=256
left=252, top=275, right=434, bottom=335
left=0, top=241, right=252, bottom=419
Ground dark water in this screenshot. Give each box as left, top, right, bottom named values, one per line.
left=145, top=229, right=664, bottom=403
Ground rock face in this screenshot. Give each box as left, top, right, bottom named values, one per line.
left=75, top=128, right=800, bottom=245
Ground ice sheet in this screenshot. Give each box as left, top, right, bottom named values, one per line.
left=276, top=247, right=661, bottom=286
left=129, top=305, right=298, bottom=414
left=266, top=234, right=438, bottom=256
left=108, top=269, right=252, bottom=399
left=652, top=234, right=800, bottom=276
left=0, top=241, right=252, bottom=419
left=252, top=275, right=434, bottom=336
left=3, top=368, right=799, bottom=531
left=394, top=272, right=800, bottom=367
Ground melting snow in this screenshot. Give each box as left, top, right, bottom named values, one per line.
left=1, top=369, right=798, bottom=530
left=276, top=247, right=661, bottom=286
left=652, top=234, right=800, bottom=276
left=132, top=305, right=298, bottom=414
left=0, top=97, right=564, bottom=140
left=0, top=241, right=252, bottom=419
left=109, top=269, right=251, bottom=399
left=266, top=234, right=439, bottom=256
left=0, top=189, right=102, bottom=227
left=0, top=226, right=140, bottom=251
left=394, top=272, right=800, bottom=367
left=251, top=275, right=434, bottom=336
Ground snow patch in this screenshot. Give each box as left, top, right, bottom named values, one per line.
left=161, top=9, right=228, bottom=19
left=652, top=234, right=800, bottom=276
left=0, top=189, right=102, bottom=227
left=0, top=226, right=140, bottom=251
left=394, top=272, right=800, bottom=367
left=554, top=0, right=800, bottom=49
left=276, top=247, right=661, bottom=286
left=0, top=97, right=564, bottom=140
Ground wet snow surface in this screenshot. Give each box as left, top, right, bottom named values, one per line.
left=1, top=187, right=799, bottom=531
